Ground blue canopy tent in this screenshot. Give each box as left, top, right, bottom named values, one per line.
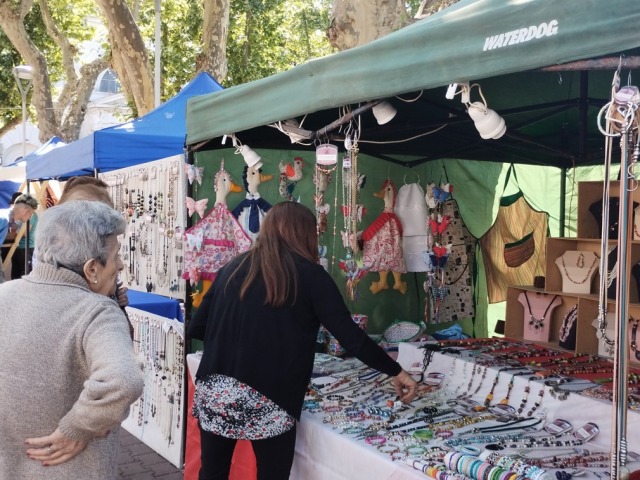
left=0, top=181, right=21, bottom=208
left=26, top=72, right=222, bottom=180
left=21, top=136, right=66, bottom=165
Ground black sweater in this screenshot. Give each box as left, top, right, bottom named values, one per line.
left=187, top=252, right=402, bottom=420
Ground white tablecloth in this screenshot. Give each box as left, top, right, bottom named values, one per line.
left=188, top=344, right=640, bottom=479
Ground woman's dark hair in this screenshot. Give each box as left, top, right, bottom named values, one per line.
left=230, top=202, right=319, bottom=307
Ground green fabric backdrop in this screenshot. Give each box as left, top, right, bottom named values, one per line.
left=191, top=149, right=613, bottom=338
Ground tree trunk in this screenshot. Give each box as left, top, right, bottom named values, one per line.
left=59, top=58, right=108, bottom=142
left=415, top=0, right=460, bottom=19
left=328, top=0, right=409, bottom=51
left=0, top=2, right=58, bottom=142
left=95, top=0, right=155, bottom=115
left=198, top=0, right=230, bottom=82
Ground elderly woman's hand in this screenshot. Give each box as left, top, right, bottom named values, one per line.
left=25, top=427, right=92, bottom=466
left=115, top=281, right=129, bottom=308
left=392, top=369, right=418, bottom=403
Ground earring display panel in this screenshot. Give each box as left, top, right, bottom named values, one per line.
left=100, top=155, right=186, bottom=299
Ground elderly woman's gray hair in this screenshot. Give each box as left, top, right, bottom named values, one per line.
left=35, top=200, right=126, bottom=274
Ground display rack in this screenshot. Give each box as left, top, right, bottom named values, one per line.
left=504, top=180, right=640, bottom=366
left=122, top=307, right=185, bottom=468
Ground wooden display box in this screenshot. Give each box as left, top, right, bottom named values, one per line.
left=577, top=180, right=640, bottom=239
left=505, top=286, right=592, bottom=352
left=505, top=180, right=640, bottom=366
left=505, top=286, right=640, bottom=365
left=545, top=237, right=640, bottom=302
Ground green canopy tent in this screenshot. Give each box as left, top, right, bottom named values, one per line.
left=183, top=0, right=640, bottom=335
left=186, top=0, right=640, bottom=168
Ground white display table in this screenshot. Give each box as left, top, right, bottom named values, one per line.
left=186, top=343, right=640, bottom=479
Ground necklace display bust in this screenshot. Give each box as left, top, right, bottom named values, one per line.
left=518, top=291, right=562, bottom=342
left=555, top=250, right=599, bottom=295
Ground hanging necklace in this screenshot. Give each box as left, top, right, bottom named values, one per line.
left=560, top=252, right=599, bottom=284
left=523, top=292, right=559, bottom=331
left=631, top=318, right=640, bottom=361
left=559, top=304, right=578, bottom=342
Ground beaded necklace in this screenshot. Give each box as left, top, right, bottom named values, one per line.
left=516, top=379, right=532, bottom=416
left=526, top=383, right=545, bottom=417
left=558, top=304, right=578, bottom=342
left=632, top=318, right=640, bottom=361
left=560, top=252, right=599, bottom=284
left=523, top=292, right=559, bottom=331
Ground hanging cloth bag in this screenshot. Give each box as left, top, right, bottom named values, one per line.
left=480, top=165, right=549, bottom=303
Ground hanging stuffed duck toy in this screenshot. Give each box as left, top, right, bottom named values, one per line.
left=232, top=165, right=274, bottom=243
left=279, top=156, right=304, bottom=201
left=362, top=179, right=407, bottom=294
left=183, top=160, right=251, bottom=307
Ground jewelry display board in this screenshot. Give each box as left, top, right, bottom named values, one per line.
left=99, top=155, right=187, bottom=299
left=122, top=307, right=185, bottom=468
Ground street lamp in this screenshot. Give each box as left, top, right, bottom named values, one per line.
left=12, top=64, right=33, bottom=275
left=12, top=65, right=33, bottom=161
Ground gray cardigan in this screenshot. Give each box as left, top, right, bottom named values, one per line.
left=0, top=264, right=144, bottom=479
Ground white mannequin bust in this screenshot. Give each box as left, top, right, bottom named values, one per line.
left=555, top=250, right=599, bottom=294
left=518, top=291, right=562, bottom=342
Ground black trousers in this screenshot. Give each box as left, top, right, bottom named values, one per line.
left=199, top=425, right=297, bottom=480
left=11, top=248, right=29, bottom=279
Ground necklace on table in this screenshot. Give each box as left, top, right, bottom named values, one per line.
left=560, top=252, right=599, bottom=284
left=523, top=292, right=559, bottom=331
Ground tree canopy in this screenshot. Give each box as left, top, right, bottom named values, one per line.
left=0, top=0, right=335, bottom=142
left=0, top=0, right=433, bottom=144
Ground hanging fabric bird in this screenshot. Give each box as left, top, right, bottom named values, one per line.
left=278, top=157, right=304, bottom=201
left=232, top=165, right=273, bottom=243
left=279, top=156, right=304, bottom=181
left=362, top=179, right=407, bottom=294
left=183, top=161, right=251, bottom=286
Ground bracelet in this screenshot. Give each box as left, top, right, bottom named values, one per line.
left=405, top=444, right=428, bottom=457
left=325, top=394, right=345, bottom=401
left=377, top=444, right=400, bottom=455
left=365, top=435, right=387, bottom=446
left=322, top=404, right=342, bottom=413
left=342, top=425, right=365, bottom=435
left=412, top=429, right=434, bottom=441
left=458, top=445, right=481, bottom=456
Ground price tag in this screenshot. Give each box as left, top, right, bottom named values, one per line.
left=544, top=418, right=573, bottom=435
left=423, top=372, right=445, bottom=386
left=573, top=422, right=599, bottom=442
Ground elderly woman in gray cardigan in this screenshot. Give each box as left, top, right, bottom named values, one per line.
left=0, top=200, right=144, bottom=480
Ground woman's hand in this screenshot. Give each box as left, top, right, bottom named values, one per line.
left=115, top=281, right=129, bottom=308
left=25, top=428, right=91, bottom=466
left=392, top=369, right=418, bottom=403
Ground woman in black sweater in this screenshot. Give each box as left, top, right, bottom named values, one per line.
left=188, top=201, right=416, bottom=480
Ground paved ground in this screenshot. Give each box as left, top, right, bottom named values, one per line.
left=116, top=427, right=184, bottom=480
